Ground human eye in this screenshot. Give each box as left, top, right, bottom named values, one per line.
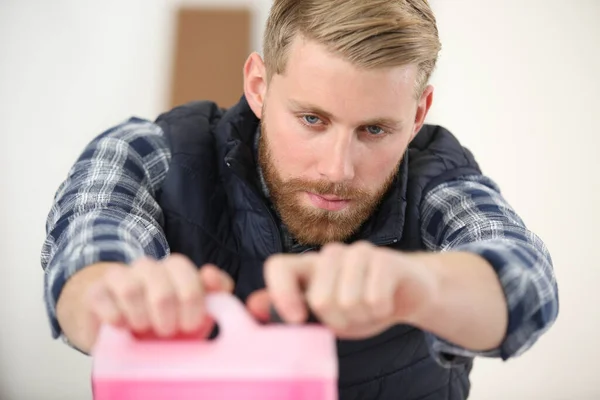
left=300, top=114, right=323, bottom=126
left=364, top=125, right=387, bottom=136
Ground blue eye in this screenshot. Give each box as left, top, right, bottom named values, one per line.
left=366, top=126, right=385, bottom=135
left=302, top=115, right=321, bottom=125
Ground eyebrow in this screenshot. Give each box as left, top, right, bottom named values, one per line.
left=287, top=99, right=405, bottom=130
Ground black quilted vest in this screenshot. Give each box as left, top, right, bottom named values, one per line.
left=154, top=96, right=481, bottom=400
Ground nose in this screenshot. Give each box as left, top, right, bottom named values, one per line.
left=317, top=130, right=355, bottom=183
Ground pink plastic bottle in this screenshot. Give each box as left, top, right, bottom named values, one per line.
left=91, top=292, right=338, bottom=399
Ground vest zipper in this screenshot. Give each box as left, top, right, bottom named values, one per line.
left=264, top=205, right=284, bottom=253
left=299, top=238, right=398, bottom=255
left=372, top=238, right=399, bottom=247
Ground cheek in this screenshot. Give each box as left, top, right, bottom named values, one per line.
left=266, top=115, right=315, bottom=176
left=356, top=145, right=404, bottom=189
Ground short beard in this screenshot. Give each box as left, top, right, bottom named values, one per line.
left=257, top=119, right=399, bottom=246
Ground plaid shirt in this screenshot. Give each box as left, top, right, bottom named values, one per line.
left=41, top=118, right=558, bottom=366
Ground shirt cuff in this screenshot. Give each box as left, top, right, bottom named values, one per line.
left=424, top=332, right=499, bottom=368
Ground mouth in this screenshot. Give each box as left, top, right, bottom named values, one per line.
left=305, top=192, right=351, bottom=211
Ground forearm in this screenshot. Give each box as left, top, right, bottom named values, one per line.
left=418, top=176, right=558, bottom=363
left=407, top=251, right=508, bottom=352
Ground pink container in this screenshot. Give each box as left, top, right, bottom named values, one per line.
left=91, top=293, right=338, bottom=399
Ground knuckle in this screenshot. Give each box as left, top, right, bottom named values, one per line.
left=263, top=255, right=284, bottom=278
left=364, top=292, right=382, bottom=309
left=150, top=291, right=177, bottom=311
left=85, top=283, right=107, bottom=307
left=337, top=293, right=363, bottom=311
left=131, top=256, right=156, bottom=270
left=372, top=248, right=387, bottom=261
left=179, top=290, right=202, bottom=307
left=347, top=244, right=374, bottom=265
left=103, top=265, right=125, bottom=283
left=369, top=260, right=384, bottom=279
left=338, top=296, right=360, bottom=313
left=365, top=293, right=389, bottom=315
left=352, top=240, right=372, bottom=252
left=170, top=262, right=197, bottom=281
left=264, top=254, right=281, bottom=268
left=308, top=294, right=333, bottom=315
left=368, top=254, right=387, bottom=274
left=168, top=253, right=194, bottom=267
left=322, top=242, right=345, bottom=254
left=118, top=281, right=143, bottom=302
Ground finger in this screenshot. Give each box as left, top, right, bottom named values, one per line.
left=86, top=280, right=125, bottom=327
left=199, top=264, right=234, bottom=293
left=104, top=265, right=150, bottom=332
left=196, top=314, right=216, bottom=339
left=136, top=258, right=178, bottom=337
left=163, top=254, right=204, bottom=333
left=245, top=289, right=271, bottom=322
left=337, top=242, right=371, bottom=325
left=264, top=253, right=314, bottom=323
left=364, top=252, right=397, bottom=321
left=306, top=244, right=346, bottom=329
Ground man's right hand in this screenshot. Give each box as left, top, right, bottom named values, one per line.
left=56, top=254, right=234, bottom=354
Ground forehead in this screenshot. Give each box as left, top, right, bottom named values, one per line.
left=271, top=36, right=419, bottom=119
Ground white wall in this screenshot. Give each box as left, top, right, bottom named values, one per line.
left=0, top=1, right=597, bottom=399
left=427, top=1, right=600, bottom=399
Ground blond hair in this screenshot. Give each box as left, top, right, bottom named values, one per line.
left=263, top=0, right=441, bottom=97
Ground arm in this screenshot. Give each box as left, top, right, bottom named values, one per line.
left=41, top=118, right=172, bottom=348
left=417, top=175, right=559, bottom=365
left=405, top=251, right=507, bottom=352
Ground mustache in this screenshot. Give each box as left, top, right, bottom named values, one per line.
left=278, top=178, right=369, bottom=199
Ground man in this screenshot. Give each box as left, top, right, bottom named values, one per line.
left=41, top=1, right=558, bottom=399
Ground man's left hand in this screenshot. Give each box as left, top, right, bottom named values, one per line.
left=246, top=242, right=438, bottom=339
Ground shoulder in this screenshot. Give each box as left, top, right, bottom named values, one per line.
left=152, top=101, right=227, bottom=157
left=408, top=124, right=479, bottom=171
left=95, top=117, right=165, bottom=142
left=406, top=124, right=482, bottom=198
left=76, top=117, right=170, bottom=166
left=422, top=174, right=506, bottom=214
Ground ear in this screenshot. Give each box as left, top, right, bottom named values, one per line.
left=410, top=85, right=434, bottom=140
left=243, top=52, right=268, bottom=119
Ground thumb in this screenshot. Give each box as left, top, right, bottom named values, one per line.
left=199, top=264, right=234, bottom=293
left=246, top=289, right=271, bottom=322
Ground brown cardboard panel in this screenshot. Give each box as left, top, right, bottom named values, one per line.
left=169, top=7, right=251, bottom=109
